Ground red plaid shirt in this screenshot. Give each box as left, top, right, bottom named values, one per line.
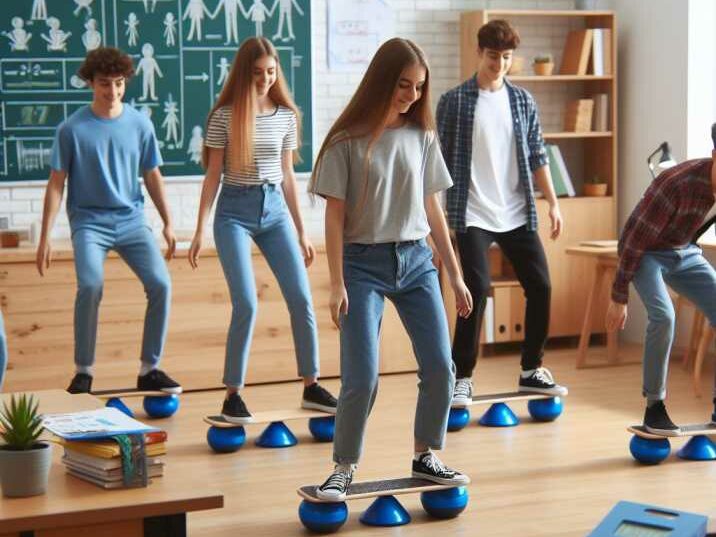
left=612, top=158, right=715, bottom=304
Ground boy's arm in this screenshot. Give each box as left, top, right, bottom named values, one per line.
left=143, top=167, right=176, bottom=260
left=36, top=169, right=67, bottom=275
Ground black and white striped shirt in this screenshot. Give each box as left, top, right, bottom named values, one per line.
left=205, top=105, right=297, bottom=185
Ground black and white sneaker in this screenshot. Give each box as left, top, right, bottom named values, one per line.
left=137, top=369, right=183, bottom=394
left=221, top=392, right=253, bottom=424
left=518, top=367, right=568, bottom=396
left=67, top=373, right=93, bottom=394
left=302, top=383, right=338, bottom=414
left=451, top=378, right=473, bottom=407
left=317, top=465, right=354, bottom=501
left=412, top=452, right=470, bottom=486
left=644, top=401, right=679, bottom=436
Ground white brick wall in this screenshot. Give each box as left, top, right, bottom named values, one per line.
left=0, top=0, right=583, bottom=240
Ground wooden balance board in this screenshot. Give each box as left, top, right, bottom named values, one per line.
left=204, top=408, right=335, bottom=427
left=451, top=390, right=568, bottom=409
left=628, top=423, right=716, bottom=439
left=298, top=477, right=467, bottom=503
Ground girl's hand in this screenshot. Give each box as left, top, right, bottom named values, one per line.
left=329, top=284, right=348, bottom=329
left=299, top=233, right=316, bottom=268
left=188, top=232, right=202, bottom=269
left=452, top=277, right=473, bottom=318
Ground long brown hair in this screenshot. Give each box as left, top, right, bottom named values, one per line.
left=310, top=38, right=434, bottom=194
left=202, top=37, right=301, bottom=171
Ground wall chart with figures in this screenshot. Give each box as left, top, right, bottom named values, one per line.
left=0, top=0, right=312, bottom=181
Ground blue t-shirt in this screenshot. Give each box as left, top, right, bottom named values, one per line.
left=51, top=105, right=162, bottom=230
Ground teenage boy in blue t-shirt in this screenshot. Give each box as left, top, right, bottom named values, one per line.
left=37, top=47, right=182, bottom=395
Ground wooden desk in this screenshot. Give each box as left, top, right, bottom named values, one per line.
left=565, top=245, right=619, bottom=368
left=0, top=390, right=223, bottom=537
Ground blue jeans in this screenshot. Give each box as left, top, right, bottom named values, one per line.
left=633, top=245, right=716, bottom=400
left=214, top=183, right=319, bottom=388
left=333, top=239, right=455, bottom=464
left=0, top=310, right=6, bottom=390
left=71, top=219, right=171, bottom=369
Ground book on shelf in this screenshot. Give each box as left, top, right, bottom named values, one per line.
left=564, top=99, right=594, bottom=133
left=559, top=29, right=593, bottom=75
left=592, top=93, right=609, bottom=132
left=589, top=28, right=612, bottom=75
left=545, top=144, right=576, bottom=198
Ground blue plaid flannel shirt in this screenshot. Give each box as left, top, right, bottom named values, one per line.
left=436, top=76, right=549, bottom=233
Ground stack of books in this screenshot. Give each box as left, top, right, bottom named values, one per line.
left=559, top=28, right=612, bottom=76
left=42, top=407, right=166, bottom=489
left=58, top=431, right=167, bottom=489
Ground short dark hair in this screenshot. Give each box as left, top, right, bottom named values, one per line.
left=78, top=47, right=135, bottom=81
left=478, top=19, right=521, bottom=51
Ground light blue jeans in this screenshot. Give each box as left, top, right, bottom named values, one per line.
left=633, top=244, right=716, bottom=400
left=333, top=239, right=455, bottom=464
left=213, top=183, right=319, bottom=388
left=71, top=219, right=171, bottom=369
left=0, top=309, right=7, bottom=390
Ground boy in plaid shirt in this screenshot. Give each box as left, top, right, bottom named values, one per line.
left=607, top=128, right=716, bottom=435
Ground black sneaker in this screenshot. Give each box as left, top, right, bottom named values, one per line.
left=518, top=367, right=568, bottom=396
left=221, top=392, right=253, bottom=424
left=67, top=373, right=93, bottom=394
left=451, top=378, right=473, bottom=407
left=412, top=452, right=470, bottom=486
left=317, top=465, right=354, bottom=501
left=137, top=369, right=182, bottom=394
left=302, top=383, right=338, bottom=414
left=644, top=401, right=679, bottom=436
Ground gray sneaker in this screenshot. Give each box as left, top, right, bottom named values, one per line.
left=451, top=378, right=473, bottom=407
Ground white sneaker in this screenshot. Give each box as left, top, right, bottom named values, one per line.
left=451, top=378, right=473, bottom=407
left=316, top=465, right=354, bottom=501
left=518, top=367, right=568, bottom=396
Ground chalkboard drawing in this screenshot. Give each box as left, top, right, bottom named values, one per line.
left=245, top=0, right=272, bottom=37
left=271, top=0, right=303, bottom=42
left=70, top=74, right=87, bottom=88
left=163, top=12, right=177, bottom=46
left=82, top=18, right=102, bottom=51
left=20, top=105, right=50, bottom=126
left=31, top=0, right=48, bottom=21
left=41, top=17, right=71, bottom=52
left=162, top=94, right=180, bottom=146
left=212, top=0, right=247, bottom=45
left=17, top=141, right=52, bottom=173
left=136, top=43, right=163, bottom=101
left=2, top=17, right=32, bottom=52
left=187, top=125, right=203, bottom=164
left=183, top=0, right=213, bottom=42
left=143, top=0, right=158, bottom=13
left=216, top=56, right=230, bottom=86
left=139, top=103, right=152, bottom=117
left=73, top=0, right=94, bottom=18
left=125, top=12, right=139, bottom=47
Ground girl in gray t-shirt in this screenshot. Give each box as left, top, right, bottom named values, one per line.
left=308, top=38, right=473, bottom=501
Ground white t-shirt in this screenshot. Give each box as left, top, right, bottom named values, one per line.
left=465, top=85, right=527, bottom=232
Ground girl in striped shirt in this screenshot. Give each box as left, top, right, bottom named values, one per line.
left=189, top=37, right=337, bottom=422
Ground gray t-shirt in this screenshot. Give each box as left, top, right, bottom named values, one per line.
left=311, top=125, right=453, bottom=243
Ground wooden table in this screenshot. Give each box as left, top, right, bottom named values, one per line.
left=565, top=244, right=619, bottom=368
left=0, top=390, right=223, bottom=537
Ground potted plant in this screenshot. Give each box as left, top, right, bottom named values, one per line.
left=583, top=174, right=608, bottom=197
left=0, top=394, right=52, bottom=497
left=532, top=54, right=554, bottom=76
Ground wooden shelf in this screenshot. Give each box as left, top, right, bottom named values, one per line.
left=483, top=9, right=614, bottom=17
left=508, top=75, right=613, bottom=82
left=544, top=131, right=613, bottom=139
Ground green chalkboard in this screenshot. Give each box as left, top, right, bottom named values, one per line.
left=0, top=0, right=312, bottom=181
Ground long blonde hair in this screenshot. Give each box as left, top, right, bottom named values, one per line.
left=202, top=37, right=301, bottom=171
left=310, top=38, right=434, bottom=194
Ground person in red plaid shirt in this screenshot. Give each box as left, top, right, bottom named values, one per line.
left=607, top=132, right=716, bottom=435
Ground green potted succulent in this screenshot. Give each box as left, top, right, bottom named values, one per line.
left=584, top=174, right=608, bottom=197
left=0, top=394, right=52, bottom=497
left=533, top=53, right=554, bottom=76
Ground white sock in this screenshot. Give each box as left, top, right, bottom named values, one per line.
left=335, top=463, right=354, bottom=474
left=414, top=449, right=431, bottom=461
left=76, top=365, right=93, bottom=376
left=139, top=363, right=155, bottom=376
left=521, top=369, right=536, bottom=379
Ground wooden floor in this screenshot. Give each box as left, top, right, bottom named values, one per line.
left=120, top=344, right=715, bottom=536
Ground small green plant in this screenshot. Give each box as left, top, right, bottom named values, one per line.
left=0, top=394, right=44, bottom=451
left=586, top=174, right=606, bottom=184
left=533, top=53, right=553, bottom=64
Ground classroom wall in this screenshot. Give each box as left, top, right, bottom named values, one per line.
left=0, top=0, right=576, bottom=241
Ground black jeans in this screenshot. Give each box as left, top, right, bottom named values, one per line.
left=452, top=225, right=551, bottom=378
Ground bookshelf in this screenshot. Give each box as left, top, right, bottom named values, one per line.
left=448, top=9, right=618, bottom=344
